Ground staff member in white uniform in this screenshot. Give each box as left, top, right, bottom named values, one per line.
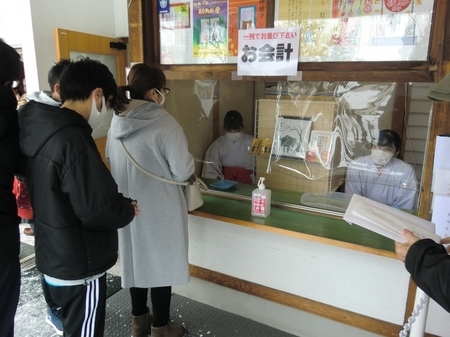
left=201, top=110, right=254, bottom=184
left=345, top=129, right=418, bottom=210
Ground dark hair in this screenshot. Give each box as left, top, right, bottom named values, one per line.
left=47, top=59, right=70, bottom=92
left=0, top=39, right=22, bottom=85
left=377, top=129, right=401, bottom=153
left=223, top=110, right=244, bottom=131
left=59, top=57, right=121, bottom=111
left=117, top=63, right=166, bottom=103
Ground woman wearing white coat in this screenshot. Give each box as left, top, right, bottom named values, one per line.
left=106, top=63, right=194, bottom=337
left=345, top=129, right=418, bottom=210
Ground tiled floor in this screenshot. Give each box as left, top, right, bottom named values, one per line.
left=15, top=224, right=299, bottom=337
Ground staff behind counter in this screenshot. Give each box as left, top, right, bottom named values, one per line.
left=345, top=129, right=418, bottom=210
left=201, top=110, right=254, bottom=184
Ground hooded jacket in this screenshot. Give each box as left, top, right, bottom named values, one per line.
left=26, top=90, right=59, bottom=106
left=0, top=85, right=22, bottom=263
left=106, top=100, right=194, bottom=288
left=19, top=100, right=135, bottom=280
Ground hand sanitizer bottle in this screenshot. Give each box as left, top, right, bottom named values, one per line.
left=251, top=177, right=271, bottom=218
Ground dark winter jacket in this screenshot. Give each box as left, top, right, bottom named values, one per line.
left=19, top=100, right=135, bottom=280
left=405, top=238, right=450, bottom=313
left=0, top=85, right=22, bottom=263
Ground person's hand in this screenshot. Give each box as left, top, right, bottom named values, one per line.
left=395, top=229, right=420, bottom=262
left=441, top=236, right=450, bottom=253
left=132, top=201, right=141, bottom=217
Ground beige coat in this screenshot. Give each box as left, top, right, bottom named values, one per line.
left=106, top=100, right=195, bottom=288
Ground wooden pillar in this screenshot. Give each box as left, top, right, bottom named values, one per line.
left=405, top=0, right=450, bottom=322
left=417, top=1, right=450, bottom=221
left=128, top=0, right=144, bottom=63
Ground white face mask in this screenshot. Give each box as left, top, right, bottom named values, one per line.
left=371, top=149, right=393, bottom=166
left=226, top=132, right=242, bottom=141
left=88, top=95, right=108, bottom=130
left=155, top=88, right=165, bottom=106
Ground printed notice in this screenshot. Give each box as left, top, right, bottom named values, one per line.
left=237, top=27, right=300, bottom=76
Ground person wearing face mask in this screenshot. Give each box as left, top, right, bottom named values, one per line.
left=345, top=129, right=418, bottom=210
left=18, top=57, right=138, bottom=337
left=106, top=63, right=194, bottom=337
left=201, top=110, right=254, bottom=184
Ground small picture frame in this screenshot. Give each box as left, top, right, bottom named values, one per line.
left=272, top=116, right=312, bottom=160
left=239, top=6, right=256, bottom=30
left=307, top=130, right=333, bottom=164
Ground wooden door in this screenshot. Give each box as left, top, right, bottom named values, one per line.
left=54, top=28, right=127, bottom=85
left=54, top=28, right=128, bottom=169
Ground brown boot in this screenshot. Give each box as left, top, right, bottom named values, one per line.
left=151, top=323, right=186, bottom=337
left=131, top=309, right=154, bottom=337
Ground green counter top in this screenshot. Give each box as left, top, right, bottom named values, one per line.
left=194, top=179, right=396, bottom=256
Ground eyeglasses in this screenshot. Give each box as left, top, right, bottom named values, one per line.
left=161, top=87, right=170, bottom=96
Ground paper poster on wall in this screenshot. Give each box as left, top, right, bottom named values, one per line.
left=228, top=0, right=268, bottom=56
left=160, top=2, right=193, bottom=64
left=237, top=27, right=300, bottom=76
left=275, top=0, right=434, bottom=62
left=192, top=0, right=229, bottom=63
left=307, top=130, right=333, bottom=165
left=431, top=195, right=450, bottom=239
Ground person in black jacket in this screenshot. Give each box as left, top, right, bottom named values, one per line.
left=17, top=59, right=71, bottom=336
left=395, top=229, right=450, bottom=313
left=18, top=57, right=139, bottom=337
left=395, top=72, right=450, bottom=314
left=0, top=39, right=24, bottom=337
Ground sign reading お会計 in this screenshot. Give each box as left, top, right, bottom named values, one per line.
left=237, top=27, right=300, bottom=76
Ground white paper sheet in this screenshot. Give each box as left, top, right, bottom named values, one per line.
left=431, top=194, right=450, bottom=239
left=344, top=195, right=440, bottom=243
left=432, top=136, right=450, bottom=194
left=432, top=169, right=450, bottom=195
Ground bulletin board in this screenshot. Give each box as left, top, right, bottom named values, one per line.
left=159, top=0, right=434, bottom=64
left=160, top=0, right=268, bottom=64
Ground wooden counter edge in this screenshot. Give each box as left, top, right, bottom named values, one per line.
left=189, top=265, right=438, bottom=337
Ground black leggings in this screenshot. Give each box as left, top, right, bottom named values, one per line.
left=130, top=286, right=172, bottom=327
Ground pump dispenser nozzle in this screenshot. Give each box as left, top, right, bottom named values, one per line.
left=252, top=177, right=271, bottom=218
left=257, top=177, right=266, bottom=190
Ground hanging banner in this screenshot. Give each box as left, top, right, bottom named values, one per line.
left=237, top=27, right=300, bottom=76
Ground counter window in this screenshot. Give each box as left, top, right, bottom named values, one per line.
left=164, top=80, right=430, bottom=214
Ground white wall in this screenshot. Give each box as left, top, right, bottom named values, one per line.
left=0, top=0, right=30, bottom=47
left=177, top=215, right=450, bottom=337
left=0, top=0, right=129, bottom=92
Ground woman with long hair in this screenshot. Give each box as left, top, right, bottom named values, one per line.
left=106, top=63, right=194, bottom=337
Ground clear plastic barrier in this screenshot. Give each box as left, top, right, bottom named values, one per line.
left=166, top=80, right=431, bottom=213
left=261, top=81, right=421, bottom=211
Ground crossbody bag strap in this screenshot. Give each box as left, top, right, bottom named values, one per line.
left=118, top=139, right=188, bottom=186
